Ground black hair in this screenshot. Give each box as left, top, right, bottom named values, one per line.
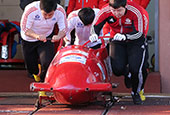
left=40, top=0, right=57, bottom=13
left=109, top=0, right=127, bottom=9
left=78, top=7, right=95, bottom=26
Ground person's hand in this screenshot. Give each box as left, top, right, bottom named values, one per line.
left=113, top=33, right=126, bottom=41
left=36, top=35, right=47, bottom=42
left=89, top=34, right=98, bottom=42
left=51, top=35, right=61, bottom=42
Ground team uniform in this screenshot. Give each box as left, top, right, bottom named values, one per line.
left=91, top=1, right=149, bottom=95
left=66, top=0, right=108, bottom=15
left=65, top=8, right=101, bottom=47
left=103, top=0, right=150, bottom=36
left=20, top=1, right=67, bottom=81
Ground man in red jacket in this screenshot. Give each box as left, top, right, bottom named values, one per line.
left=67, top=0, right=109, bottom=15
left=103, top=0, right=150, bottom=36
left=89, top=0, right=149, bottom=105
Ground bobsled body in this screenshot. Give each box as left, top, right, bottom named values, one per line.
left=30, top=41, right=113, bottom=105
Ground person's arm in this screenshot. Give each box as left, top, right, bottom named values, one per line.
left=90, top=8, right=115, bottom=42
left=103, top=22, right=111, bottom=35
left=66, top=0, right=76, bottom=15
left=20, top=6, right=46, bottom=40
left=91, top=9, right=111, bottom=36
left=25, top=29, right=46, bottom=42
left=125, top=11, right=144, bottom=40
left=52, top=6, right=67, bottom=42
left=64, top=12, right=77, bottom=45
left=52, top=29, right=66, bottom=42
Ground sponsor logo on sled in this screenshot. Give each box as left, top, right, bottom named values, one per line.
left=59, top=55, right=87, bottom=64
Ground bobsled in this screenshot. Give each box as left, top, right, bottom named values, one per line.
left=30, top=37, right=117, bottom=107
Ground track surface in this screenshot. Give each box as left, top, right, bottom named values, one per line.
left=0, top=93, right=170, bottom=115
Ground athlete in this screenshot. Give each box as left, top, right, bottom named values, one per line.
left=89, top=0, right=149, bottom=104
left=103, top=0, right=150, bottom=36
left=64, top=7, right=101, bottom=48
left=20, top=0, right=67, bottom=97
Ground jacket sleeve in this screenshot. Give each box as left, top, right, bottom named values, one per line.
left=66, top=0, right=76, bottom=15
left=125, top=14, right=143, bottom=40
left=103, top=23, right=110, bottom=35
left=91, top=17, right=109, bottom=36
left=65, top=12, right=77, bottom=42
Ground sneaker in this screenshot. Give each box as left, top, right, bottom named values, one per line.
left=124, top=73, right=132, bottom=88
left=33, top=74, right=41, bottom=82
left=33, top=64, right=42, bottom=82
left=131, top=92, right=143, bottom=105
left=139, top=89, right=146, bottom=101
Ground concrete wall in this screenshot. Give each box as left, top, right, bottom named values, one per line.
left=0, top=0, right=23, bottom=21
left=146, top=0, right=155, bottom=68
left=159, top=0, right=170, bottom=93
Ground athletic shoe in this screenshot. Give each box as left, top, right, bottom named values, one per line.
left=33, top=64, right=42, bottom=82
left=33, top=74, right=41, bottom=82
left=139, top=89, right=146, bottom=101
left=131, top=92, right=143, bottom=105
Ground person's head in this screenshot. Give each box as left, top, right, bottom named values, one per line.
left=78, top=7, right=95, bottom=26
left=40, top=0, right=57, bottom=19
left=109, top=0, right=127, bottom=18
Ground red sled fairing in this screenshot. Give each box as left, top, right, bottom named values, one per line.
left=30, top=40, right=112, bottom=104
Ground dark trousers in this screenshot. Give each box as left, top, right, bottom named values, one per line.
left=21, top=40, right=55, bottom=82
left=110, top=37, right=148, bottom=93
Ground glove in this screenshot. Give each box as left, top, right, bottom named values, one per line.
left=89, top=34, right=98, bottom=42
left=113, top=33, right=126, bottom=41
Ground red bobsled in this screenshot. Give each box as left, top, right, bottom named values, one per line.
left=30, top=38, right=115, bottom=106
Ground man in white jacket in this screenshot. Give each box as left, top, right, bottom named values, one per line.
left=20, top=0, right=67, bottom=84
left=64, top=7, right=102, bottom=48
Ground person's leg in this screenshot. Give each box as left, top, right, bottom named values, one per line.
left=21, top=40, right=39, bottom=78
left=110, top=41, right=127, bottom=76
left=128, top=37, right=148, bottom=104
left=37, top=41, right=55, bottom=82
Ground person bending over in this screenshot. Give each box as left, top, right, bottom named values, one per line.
left=89, top=0, right=149, bottom=105
left=20, top=0, right=67, bottom=87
